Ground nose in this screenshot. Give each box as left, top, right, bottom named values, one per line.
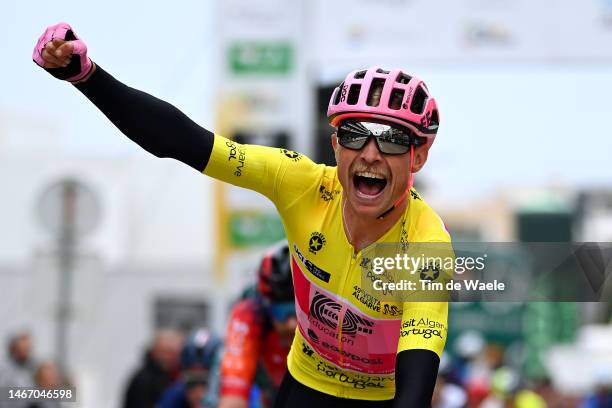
left=360, top=136, right=382, bottom=163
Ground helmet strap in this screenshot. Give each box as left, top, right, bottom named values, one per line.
left=377, top=144, right=414, bottom=220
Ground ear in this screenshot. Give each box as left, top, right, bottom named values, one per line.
left=331, top=132, right=338, bottom=150
left=331, top=133, right=340, bottom=162
left=411, top=146, right=429, bottom=173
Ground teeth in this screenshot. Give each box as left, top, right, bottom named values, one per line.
left=356, top=171, right=385, bottom=180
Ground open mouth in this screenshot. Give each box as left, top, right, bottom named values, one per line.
left=353, top=171, right=387, bottom=197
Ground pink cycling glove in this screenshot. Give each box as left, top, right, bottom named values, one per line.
left=32, top=22, right=93, bottom=82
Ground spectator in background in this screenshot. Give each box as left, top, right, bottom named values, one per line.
left=123, top=329, right=183, bottom=408
left=513, top=389, right=548, bottom=408
left=0, top=331, right=35, bottom=388
left=0, top=331, right=35, bottom=408
left=158, top=328, right=222, bottom=408
left=451, top=331, right=490, bottom=406
left=27, top=361, right=66, bottom=408
left=433, top=374, right=468, bottom=408
left=582, top=369, right=612, bottom=408
left=433, top=354, right=468, bottom=408
left=478, top=367, right=520, bottom=408
left=533, top=378, right=571, bottom=408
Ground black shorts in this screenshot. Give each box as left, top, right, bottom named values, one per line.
left=273, top=371, right=393, bottom=408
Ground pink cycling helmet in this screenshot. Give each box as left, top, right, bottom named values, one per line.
left=327, top=67, right=440, bottom=148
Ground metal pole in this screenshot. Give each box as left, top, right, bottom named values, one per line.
left=56, top=181, right=77, bottom=374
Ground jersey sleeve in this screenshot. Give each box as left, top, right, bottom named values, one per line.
left=220, top=300, right=263, bottom=400
left=398, top=200, right=452, bottom=358
left=203, top=134, right=325, bottom=212
left=397, top=301, right=448, bottom=358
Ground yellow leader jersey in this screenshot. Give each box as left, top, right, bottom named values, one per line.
left=205, top=135, right=450, bottom=401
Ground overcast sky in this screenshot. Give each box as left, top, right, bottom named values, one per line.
left=2, top=0, right=216, bottom=152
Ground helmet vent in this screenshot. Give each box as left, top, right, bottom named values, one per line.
left=347, top=84, right=361, bottom=105
left=396, top=73, right=412, bottom=84
left=429, top=109, right=439, bottom=128
left=367, top=78, right=386, bottom=107
left=410, top=86, right=428, bottom=114
left=354, top=70, right=367, bottom=79
left=376, top=68, right=390, bottom=74
left=333, top=81, right=344, bottom=105
left=389, top=88, right=405, bottom=110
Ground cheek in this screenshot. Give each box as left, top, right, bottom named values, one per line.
left=336, top=156, right=351, bottom=187
left=388, top=159, right=410, bottom=187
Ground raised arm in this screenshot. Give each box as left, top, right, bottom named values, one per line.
left=75, top=65, right=214, bottom=171
left=33, top=22, right=213, bottom=171
left=33, top=22, right=324, bottom=214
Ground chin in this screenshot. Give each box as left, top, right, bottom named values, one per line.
left=349, top=197, right=390, bottom=219
left=352, top=208, right=377, bottom=219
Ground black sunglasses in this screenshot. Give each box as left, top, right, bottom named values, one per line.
left=337, top=120, right=424, bottom=155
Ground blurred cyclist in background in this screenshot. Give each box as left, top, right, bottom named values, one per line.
left=218, top=242, right=296, bottom=408
left=158, top=328, right=222, bottom=408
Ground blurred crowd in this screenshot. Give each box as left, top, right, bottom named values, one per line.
left=432, top=332, right=612, bottom=408
left=2, top=326, right=612, bottom=408
left=0, top=331, right=70, bottom=408
left=122, top=328, right=222, bottom=408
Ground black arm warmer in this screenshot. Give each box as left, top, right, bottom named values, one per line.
left=74, top=65, right=214, bottom=171
left=393, top=349, right=440, bottom=408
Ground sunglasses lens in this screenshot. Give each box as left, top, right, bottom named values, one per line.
left=377, top=139, right=410, bottom=154
left=338, top=135, right=368, bottom=150
left=337, top=121, right=414, bottom=155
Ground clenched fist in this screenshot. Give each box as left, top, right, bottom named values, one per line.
left=33, top=22, right=95, bottom=83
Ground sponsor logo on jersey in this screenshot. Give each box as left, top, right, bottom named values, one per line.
left=352, top=285, right=381, bottom=313
left=319, top=185, right=340, bottom=202
left=318, top=341, right=382, bottom=365
left=293, top=244, right=331, bottom=283
left=352, top=285, right=403, bottom=317
left=226, top=140, right=246, bottom=177
left=308, top=232, right=326, bottom=254
left=281, top=148, right=302, bottom=161
left=419, top=264, right=440, bottom=281
left=307, top=329, right=320, bottom=344
left=382, top=303, right=402, bottom=317
left=309, top=292, right=374, bottom=336
left=308, top=316, right=356, bottom=346
left=399, top=220, right=409, bottom=251
left=361, top=257, right=395, bottom=296
left=400, top=317, right=446, bottom=340
left=301, top=341, right=315, bottom=358
left=315, top=361, right=389, bottom=389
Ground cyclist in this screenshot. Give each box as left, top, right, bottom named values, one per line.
left=218, top=241, right=296, bottom=408
left=34, top=22, right=451, bottom=408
